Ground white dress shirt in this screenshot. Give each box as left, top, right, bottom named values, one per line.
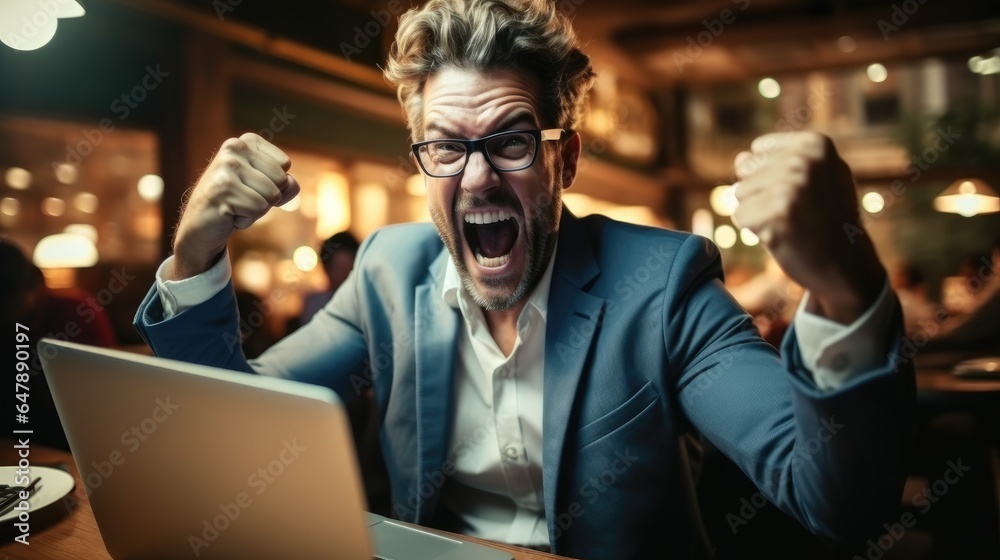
left=154, top=241, right=895, bottom=546
left=433, top=247, right=556, bottom=547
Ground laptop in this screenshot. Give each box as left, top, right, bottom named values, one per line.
left=39, top=338, right=513, bottom=560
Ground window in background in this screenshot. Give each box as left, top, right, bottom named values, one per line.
left=0, top=115, right=161, bottom=286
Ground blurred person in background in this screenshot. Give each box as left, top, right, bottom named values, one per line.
left=299, top=230, right=359, bottom=325
left=2, top=237, right=116, bottom=450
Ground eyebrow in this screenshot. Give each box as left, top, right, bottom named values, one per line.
left=424, top=111, right=537, bottom=140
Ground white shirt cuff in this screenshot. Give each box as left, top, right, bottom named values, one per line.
left=794, top=279, right=894, bottom=391
left=155, top=252, right=232, bottom=319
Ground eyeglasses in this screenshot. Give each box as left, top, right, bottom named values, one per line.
left=411, top=129, right=565, bottom=178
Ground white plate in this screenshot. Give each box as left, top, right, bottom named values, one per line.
left=0, top=465, right=76, bottom=525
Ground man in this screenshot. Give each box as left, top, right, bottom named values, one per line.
left=134, top=1, right=915, bottom=558
left=299, top=230, right=360, bottom=325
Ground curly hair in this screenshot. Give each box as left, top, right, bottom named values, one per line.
left=384, top=0, right=595, bottom=141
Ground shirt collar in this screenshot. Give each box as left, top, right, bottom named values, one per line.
left=441, top=243, right=558, bottom=325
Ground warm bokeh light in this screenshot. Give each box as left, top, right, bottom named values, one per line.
left=5, top=167, right=31, bottom=189
left=740, top=227, right=760, bottom=246
left=969, top=54, right=1000, bottom=75
left=63, top=223, right=98, bottom=243
left=562, top=193, right=661, bottom=227
left=32, top=233, right=98, bottom=268
left=132, top=209, right=161, bottom=240
left=757, top=78, right=780, bottom=99
left=299, top=192, right=317, bottom=219
left=42, top=197, right=66, bottom=216
left=137, top=174, right=164, bottom=202
left=714, top=225, right=737, bottom=249
left=292, top=246, right=318, bottom=272
left=983, top=57, right=1000, bottom=75
left=934, top=179, right=1000, bottom=217
left=276, top=259, right=302, bottom=285
left=866, top=63, right=888, bottom=83
left=55, top=163, right=78, bottom=184
left=836, top=36, right=856, bottom=53
left=405, top=174, right=426, bottom=196
left=74, top=192, right=99, bottom=213
left=861, top=192, right=885, bottom=214
left=603, top=206, right=659, bottom=226
left=233, top=256, right=272, bottom=294
left=1, top=197, right=19, bottom=216
left=691, top=209, right=714, bottom=239
left=316, top=171, right=351, bottom=238
left=709, top=185, right=738, bottom=217
left=354, top=182, right=389, bottom=238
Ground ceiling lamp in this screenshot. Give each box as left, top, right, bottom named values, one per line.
left=933, top=178, right=1000, bottom=217
left=0, top=0, right=85, bottom=51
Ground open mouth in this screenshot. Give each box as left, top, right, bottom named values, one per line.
left=463, top=210, right=519, bottom=268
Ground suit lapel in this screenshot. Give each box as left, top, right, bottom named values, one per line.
left=413, top=250, right=460, bottom=523
left=543, top=211, right=606, bottom=545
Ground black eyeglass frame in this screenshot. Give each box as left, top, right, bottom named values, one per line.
left=411, top=128, right=565, bottom=178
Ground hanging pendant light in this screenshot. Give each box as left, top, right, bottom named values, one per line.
left=933, top=178, right=1000, bottom=217
left=0, top=0, right=85, bottom=51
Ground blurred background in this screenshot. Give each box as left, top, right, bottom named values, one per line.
left=0, top=0, right=998, bottom=345
left=2, top=2, right=1000, bottom=558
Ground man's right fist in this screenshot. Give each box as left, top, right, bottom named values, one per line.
left=171, top=133, right=300, bottom=280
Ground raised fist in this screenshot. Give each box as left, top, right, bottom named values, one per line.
left=732, top=132, right=885, bottom=323
left=171, top=133, right=300, bottom=279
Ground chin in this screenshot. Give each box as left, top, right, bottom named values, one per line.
left=463, top=273, right=525, bottom=311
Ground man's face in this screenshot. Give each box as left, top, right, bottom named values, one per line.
left=419, top=67, right=579, bottom=310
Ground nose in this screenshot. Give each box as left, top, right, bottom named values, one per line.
left=460, top=150, right=500, bottom=198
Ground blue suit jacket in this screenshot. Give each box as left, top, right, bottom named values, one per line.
left=135, top=211, right=915, bottom=559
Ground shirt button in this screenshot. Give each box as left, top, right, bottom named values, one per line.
left=504, top=445, right=521, bottom=460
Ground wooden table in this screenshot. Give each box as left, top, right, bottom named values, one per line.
left=0, top=443, right=572, bottom=560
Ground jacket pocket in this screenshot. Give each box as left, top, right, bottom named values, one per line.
left=576, top=381, right=659, bottom=449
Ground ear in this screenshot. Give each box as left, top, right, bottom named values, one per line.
left=559, top=131, right=582, bottom=190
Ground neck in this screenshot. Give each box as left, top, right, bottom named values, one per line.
left=483, top=299, right=527, bottom=357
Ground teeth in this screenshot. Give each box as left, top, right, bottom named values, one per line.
left=464, top=211, right=515, bottom=225
left=475, top=251, right=511, bottom=268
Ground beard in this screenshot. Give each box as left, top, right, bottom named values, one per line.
left=430, top=184, right=561, bottom=311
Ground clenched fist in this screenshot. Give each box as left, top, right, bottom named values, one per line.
left=732, top=132, right=885, bottom=324
left=171, top=133, right=300, bottom=280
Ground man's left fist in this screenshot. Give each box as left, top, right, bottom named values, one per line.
left=732, top=132, right=885, bottom=324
